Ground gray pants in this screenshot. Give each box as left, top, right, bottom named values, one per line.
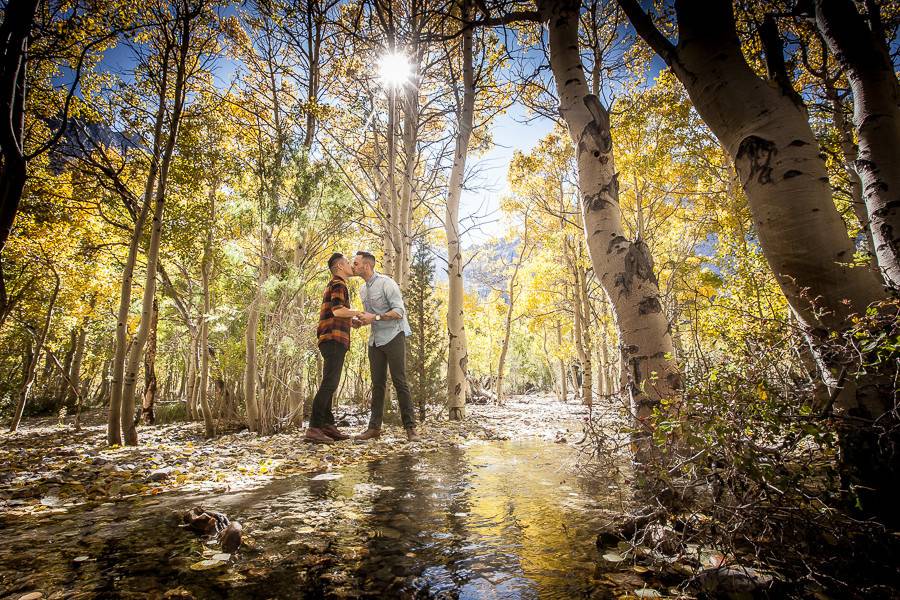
left=368, top=333, right=416, bottom=429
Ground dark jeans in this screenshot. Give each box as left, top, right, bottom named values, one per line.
left=368, top=333, right=416, bottom=429
left=309, top=340, right=347, bottom=428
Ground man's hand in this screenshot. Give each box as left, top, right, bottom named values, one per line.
left=351, top=316, right=362, bottom=329
left=357, top=312, right=376, bottom=325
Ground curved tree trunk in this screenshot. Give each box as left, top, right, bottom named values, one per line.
left=815, top=0, right=900, bottom=290
left=542, top=0, right=680, bottom=440
left=106, top=39, right=172, bottom=445
left=619, top=0, right=895, bottom=524
left=444, top=0, right=474, bottom=421
left=120, top=25, right=190, bottom=445
left=619, top=0, right=885, bottom=334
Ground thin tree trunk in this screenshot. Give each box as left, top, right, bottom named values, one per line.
left=577, top=267, right=594, bottom=408
left=198, top=185, right=215, bottom=437
left=185, top=332, right=198, bottom=418
left=829, top=89, right=876, bottom=265
left=444, top=0, right=474, bottom=421
left=243, top=233, right=269, bottom=433
left=9, top=268, right=59, bottom=432
left=121, top=26, right=190, bottom=445
left=106, top=42, right=172, bottom=445
left=67, top=325, right=87, bottom=406
left=556, top=320, right=567, bottom=402
left=56, top=329, right=77, bottom=405
left=542, top=0, right=680, bottom=443
left=815, top=0, right=900, bottom=289
left=140, top=297, right=158, bottom=424
left=496, top=224, right=529, bottom=405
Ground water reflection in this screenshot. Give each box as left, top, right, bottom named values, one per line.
left=0, top=437, right=631, bottom=599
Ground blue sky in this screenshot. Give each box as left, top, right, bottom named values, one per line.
left=458, top=103, right=555, bottom=244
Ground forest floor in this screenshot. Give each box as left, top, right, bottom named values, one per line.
left=0, top=396, right=587, bottom=517
left=2, top=395, right=672, bottom=599
left=3, top=398, right=891, bottom=599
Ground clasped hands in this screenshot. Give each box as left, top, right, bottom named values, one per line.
left=352, top=312, right=377, bottom=327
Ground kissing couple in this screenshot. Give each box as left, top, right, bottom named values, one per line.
left=303, top=251, right=420, bottom=444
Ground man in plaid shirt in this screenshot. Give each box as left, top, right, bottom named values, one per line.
left=304, top=253, right=372, bottom=444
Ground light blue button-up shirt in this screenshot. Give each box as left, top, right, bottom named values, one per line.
left=359, top=271, right=412, bottom=347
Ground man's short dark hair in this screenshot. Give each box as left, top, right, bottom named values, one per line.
left=328, top=252, right=345, bottom=272
left=355, top=251, right=376, bottom=266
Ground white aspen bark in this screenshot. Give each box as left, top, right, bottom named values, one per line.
left=444, top=1, right=474, bottom=421
left=828, top=90, right=876, bottom=263
left=199, top=186, right=215, bottom=438
left=620, top=0, right=885, bottom=335
left=399, top=81, right=419, bottom=289
left=139, top=297, right=158, bottom=424
left=383, top=86, right=400, bottom=280
left=244, top=230, right=269, bottom=433
left=107, top=84, right=166, bottom=445
left=542, top=0, right=680, bottom=431
left=815, top=0, right=900, bottom=289
left=120, top=19, right=191, bottom=445
left=577, top=266, right=594, bottom=408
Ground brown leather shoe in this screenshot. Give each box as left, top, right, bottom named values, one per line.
left=303, top=427, right=335, bottom=444
left=354, top=428, right=381, bottom=441
left=321, top=424, right=350, bottom=441
left=405, top=427, right=421, bottom=442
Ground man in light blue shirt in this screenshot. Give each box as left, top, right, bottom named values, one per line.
left=350, top=251, right=419, bottom=442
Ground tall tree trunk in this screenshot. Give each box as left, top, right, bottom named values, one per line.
left=106, top=43, right=172, bottom=445
left=140, top=297, right=158, bottom=424
left=0, top=0, right=38, bottom=321
left=198, top=186, right=215, bottom=437
left=815, top=0, right=900, bottom=289
left=828, top=89, right=876, bottom=265
left=577, top=266, right=594, bottom=408
left=185, top=332, right=198, bottom=417
left=120, top=21, right=191, bottom=445
left=444, top=0, right=474, bottom=421
left=556, top=320, right=567, bottom=402
left=619, top=0, right=885, bottom=334
left=244, top=232, right=269, bottom=433
left=542, top=0, right=680, bottom=442
left=66, top=323, right=87, bottom=406
left=496, top=225, right=529, bottom=405
left=9, top=268, right=59, bottom=432
left=399, top=81, right=418, bottom=288
left=56, top=329, right=77, bottom=405
left=620, top=0, right=895, bottom=524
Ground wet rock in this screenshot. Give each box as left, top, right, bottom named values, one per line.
left=641, top=523, right=682, bottom=555
left=595, top=511, right=664, bottom=549
left=148, top=467, right=174, bottom=482
left=220, top=521, right=243, bottom=553
left=691, top=566, right=774, bottom=600
left=182, top=506, right=230, bottom=536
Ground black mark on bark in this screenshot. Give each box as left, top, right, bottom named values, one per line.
left=736, top=136, right=776, bottom=185
left=638, top=296, right=662, bottom=315
left=784, top=170, right=802, bottom=179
